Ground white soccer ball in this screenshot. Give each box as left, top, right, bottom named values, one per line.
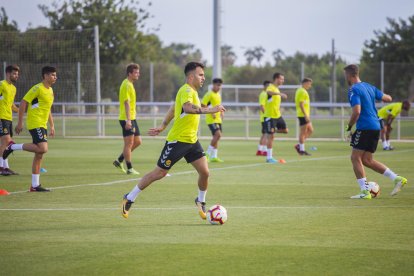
left=368, top=181, right=381, bottom=198
left=207, top=204, right=228, bottom=225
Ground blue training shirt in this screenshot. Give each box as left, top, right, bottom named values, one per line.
left=348, top=82, right=383, bottom=130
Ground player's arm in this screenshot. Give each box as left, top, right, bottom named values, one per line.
left=123, top=99, right=132, bottom=130
left=267, top=90, right=287, bottom=99
left=299, top=101, right=309, bottom=122
left=12, top=103, right=19, bottom=113
left=15, top=99, right=28, bottom=135
left=382, top=93, right=392, bottom=103
left=182, top=102, right=226, bottom=114
left=48, top=112, right=55, bottom=137
left=385, top=114, right=394, bottom=126
left=346, top=105, right=361, bottom=131
left=148, top=104, right=175, bottom=136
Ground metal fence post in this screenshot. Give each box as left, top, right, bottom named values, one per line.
left=62, top=104, right=66, bottom=138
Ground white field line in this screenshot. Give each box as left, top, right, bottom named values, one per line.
left=6, top=148, right=414, bottom=195
left=1, top=205, right=413, bottom=211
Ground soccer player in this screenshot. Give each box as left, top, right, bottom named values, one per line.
left=263, top=72, right=288, bottom=163
left=256, top=80, right=270, bottom=156
left=202, top=78, right=224, bottom=162
left=113, top=63, right=142, bottom=175
left=377, top=100, right=411, bottom=150
left=294, top=78, right=313, bottom=156
left=121, top=62, right=225, bottom=219
left=3, top=66, right=58, bottom=192
left=344, top=64, right=407, bottom=199
left=0, top=65, right=20, bottom=176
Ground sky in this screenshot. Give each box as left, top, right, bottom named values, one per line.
left=1, top=0, right=413, bottom=65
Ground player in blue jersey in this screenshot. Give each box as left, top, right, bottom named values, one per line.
left=344, top=64, right=407, bottom=199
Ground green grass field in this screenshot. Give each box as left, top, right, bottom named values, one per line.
left=1, top=138, right=413, bottom=275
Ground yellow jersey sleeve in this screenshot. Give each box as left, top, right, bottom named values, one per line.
left=0, top=80, right=17, bottom=121
left=23, top=83, right=54, bottom=130
left=167, top=84, right=201, bottom=143
left=295, top=87, right=310, bottom=117
left=119, top=79, right=136, bottom=120
left=378, top=103, right=402, bottom=119
left=202, top=91, right=222, bottom=124
left=264, top=84, right=281, bottom=119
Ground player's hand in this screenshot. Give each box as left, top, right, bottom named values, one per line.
left=15, top=123, right=23, bottom=135
left=305, top=116, right=310, bottom=123
left=125, top=120, right=132, bottom=130
left=281, top=93, right=288, bottom=100
left=345, top=124, right=353, bottom=141
left=213, top=105, right=226, bottom=113
left=211, top=113, right=216, bottom=119
left=148, top=127, right=164, bottom=136
left=49, top=126, right=55, bottom=137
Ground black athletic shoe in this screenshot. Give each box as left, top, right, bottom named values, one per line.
left=122, top=193, right=134, bottom=218
left=3, top=141, right=15, bottom=159
left=4, top=168, right=18, bottom=175
left=29, top=185, right=51, bottom=192
left=300, top=150, right=311, bottom=156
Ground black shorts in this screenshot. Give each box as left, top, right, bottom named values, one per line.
left=29, top=128, right=48, bottom=144
left=119, top=120, right=140, bottom=137
left=350, top=130, right=380, bottom=153
left=261, top=121, right=266, bottom=134
left=208, top=123, right=222, bottom=135
left=157, top=140, right=205, bottom=170
left=0, top=119, right=13, bottom=137
left=264, top=117, right=287, bottom=134
left=297, top=117, right=309, bottom=126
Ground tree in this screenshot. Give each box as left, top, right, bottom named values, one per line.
left=0, top=7, right=18, bottom=31
left=243, top=48, right=255, bottom=66
left=252, top=46, right=266, bottom=66
left=271, top=49, right=285, bottom=66
left=362, top=15, right=414, bottom=101
left=221, top=44, right=237, bottom=69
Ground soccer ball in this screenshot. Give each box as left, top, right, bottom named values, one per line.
left=207, top=205, right=228, bottom=225
left=368, top=181, right=381, bottom=198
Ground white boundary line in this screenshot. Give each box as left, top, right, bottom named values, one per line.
left=5, top=148, right=414, bottom=195
left=1, top=205, right=413, bottom=211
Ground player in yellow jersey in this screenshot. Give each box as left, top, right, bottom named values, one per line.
left=202, top=78, right=224, bottom=162
left=256, top=80, right=270, bottom=156
left=294, top=78, right=313, bottom=156
left=263, top=72, right=288, bottom=163
left=3, top=66, right=57, bottom=192
left=113, top=64, right=142, bottom=175
left=121, top=62, right=225, bottom=219
left=377, top=100, right=411, bottom=150
left=0, top=65, right=20, bottom=176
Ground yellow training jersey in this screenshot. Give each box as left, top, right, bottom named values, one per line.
left=264, top=83, right=282, bottom=119
left=295, top=87, right=310, bottom=117
left=378, top=102, right=403, bottom=119
left=23, top=82, right=54, bottom=130
left=0, top=80, right=17, bottom=121
left=118, top=79, right=136, bottom=120
left=258, top=90, right=267, bottom=122
left=167, top=84, right=200, bottom=144
left=201, top=90, right=222, bottom=124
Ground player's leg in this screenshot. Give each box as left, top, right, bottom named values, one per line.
left=380, top=126, right=388, bottom=150
left=350, top=149, right=371, bottom=199
left=209, top=125, right=223, bottom=162
left=0, top=120, right=18, bottom=175
left=276, top=117, right=288, bottom=134
left=29, top=140, right=50, bottom=192
left=257, top=122, right=267, bottom=156
left=264, top=118, right=277, bottom=163
left=385, top=124, right=393, bottom=149
left=189, top=145, right=209, bottom=220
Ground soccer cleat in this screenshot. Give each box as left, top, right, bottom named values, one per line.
left=350, top=190, right=372, bottom=199
left=29, top=185, right=51, bottom=192
left=261, top=151, right=267, bottom=156
left=2, top=141, right=15, bottom=159
left=194, top=197, right=206, bottom=220
left=266, top=157, right=278, bottom=164
left=3, top=168, right=18, bottom=175
left=391, top=176, right=407, bottom=196
left=294, top=144, right=301, bottom=154
left=0, top=167, right=11, bottom=176
left=113, top=160, right=126, bottom=173
left=388, top=146, right=394, bottom=150
left=126, top=168, right=140, bottom=175
left=210, top=157, right=224, bottom=163
left=121, top=193, right=134, bottom=218
left=256, top=150, right=263, bottom=156
left=299, top=151, right=311, bottom=156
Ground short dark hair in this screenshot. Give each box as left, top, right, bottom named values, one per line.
left=302, top=78, right=313, bottom=84
left=212, top=78, right=223, bottom=84
left=272, top=72, right=283, bottom=80
left=263, top=80, right=271, bottom=87
left=184, top=62, right=204, bottom=76
left=343, top=64, right=359, bottom=77
left=6, top=64, right=20, bottom=73
left=42, top=66, right=56, bottom=79
left=126, top=63, right=140, bottom=75
left=402, top=100, right=411, bottom=111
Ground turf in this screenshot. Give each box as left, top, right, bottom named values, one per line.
left=0, top=138, right=413, bottom=275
